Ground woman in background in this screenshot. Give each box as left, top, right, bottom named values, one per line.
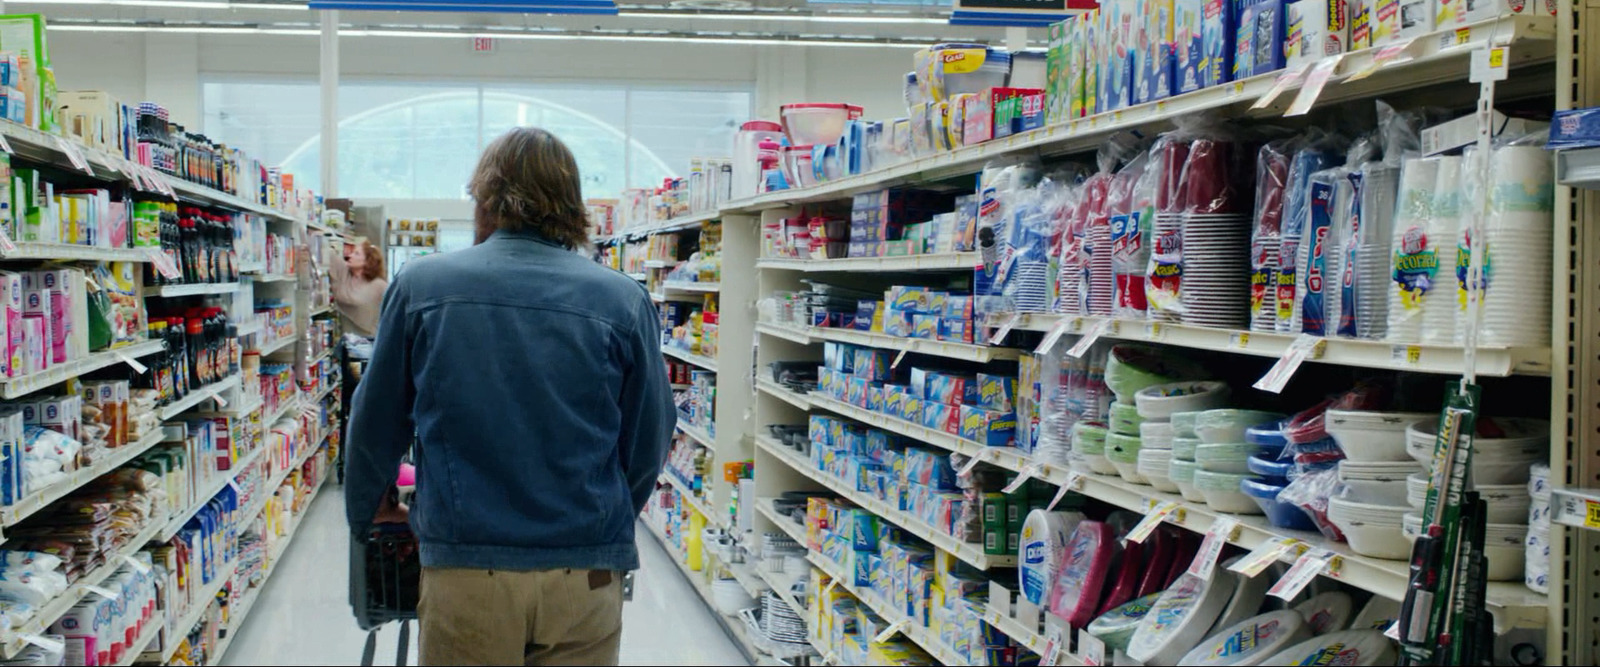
left=332, top=240, right=388, bottom=337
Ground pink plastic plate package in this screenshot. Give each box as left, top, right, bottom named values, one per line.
left=1046, top=520, right=1118, bottom=628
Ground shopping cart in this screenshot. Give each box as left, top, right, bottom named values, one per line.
left=350, top=523, right=421, bottom=666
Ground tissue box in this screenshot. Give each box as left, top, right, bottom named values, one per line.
left=1286, top=0, right=1349, bottom=66
left=960, top=406, right=1017, bottom=447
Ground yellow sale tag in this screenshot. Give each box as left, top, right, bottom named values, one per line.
left=1584, top=500, right=1600, bottom=529
left=1489, top=47, right=1505, bottom=69
left=1454, top=28, right=1471, bottom=45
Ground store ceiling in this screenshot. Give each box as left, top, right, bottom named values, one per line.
left=17, top=0, right=1028, bottom=47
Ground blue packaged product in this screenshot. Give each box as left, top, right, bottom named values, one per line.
left=823, top=342, right=850, bottom=373
left=977, top=373, right=1018, bottom=412
left=885, top=385, right=907, bottom=417
left=1234, top=0, right=1260, bottom=80
left=845, top=376, right=870, bottom=408
left=853, top=348, right=890, bottom=380
left=926, top=372, right=979, bottom=406
left=868, top=386, right=887, bottom=412
left=1301, top=171, right=1338, bottom=335
left=1337, top=169, right=1365, bottom=338
left=927, top=292, right=950, bottom=317
left=940, top=317, right=974, bottom=344
left=960, top=405, right=1018, bottom=447
left=884, top=308, right=915, bottom=337
left=913, top=315, right=940, bottom=340
left=852, top=510, right=880, bottom=551
left=1199, top=0, right=1235, bottom=88
left=903, top=397, right=924, bottom=423
left=944, top=295, right=974, bottom=320
left=856, top=300, right=879, bottom=331
left=888, top=286, right=931, bottom=313
left=1253, top=0, right=1286, bottom=74
left=924, top=401, right=961, bottom=434
left=1176, top=0, right=1206, bottom=92
left=1549, top=108, right=1600, bottom=149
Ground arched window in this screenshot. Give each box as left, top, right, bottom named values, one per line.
left=203, top=80, right=750, bottom=199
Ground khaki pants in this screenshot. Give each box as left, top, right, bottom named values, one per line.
left=418, top=567, right=623, bottom=666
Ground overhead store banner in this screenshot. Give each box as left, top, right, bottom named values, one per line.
left=949, top=0, right=1094, bottom=26
left=306, top=0, right=618, bottom=13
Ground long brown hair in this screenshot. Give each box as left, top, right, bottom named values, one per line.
left=356, top=240, right=385, bottom=281
left=468, top=127, right=589, bottom=249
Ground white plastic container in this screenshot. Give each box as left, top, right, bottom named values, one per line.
left=1194, top=469, right=1262, bottom=514
left=1140, top=421, right=1176, bottom=450
left=1180, top=610, right=1310, bottom=666
left=779, top=103, right=863, bottom=147
left=1194, top=410, right=1286, bottom=444
left=1170, top=458, right=1206, bottom=503
left=1080, top=451, right=1120, bottom=476
left=1126, top=571, right=1239, bottom=665
left=1403, top=513, right=1528, bottom=580
left=1139, top=448, right=1179, bottom=493
left=1324, top=409, right=1435, bottom=461
left=1327, top=497, right=1410, bottom=559
left=1210, top=555, right=1271, bottom=633
left=1134, top=381, right=1231, bottom=420
left=1337, top=460, right=1423, bottom=507
left=1405, top=418, right=1548, bottom=484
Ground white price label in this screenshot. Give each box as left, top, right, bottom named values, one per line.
left=1470, top=46, right=1509, bottom=83
left=872, top=619, right=910, bottom=644
left=84, top=584, right=119, bottom=600
left=1228, top=536, right=1303, bottom=577
left=1284, top=55, right=1346, bottom=117
left=1034, top=317, right=1074, bottom=354
left=121, top=554, right=151, bottom=573
left=145, top=248, right=181, bottom=280
left=988, top=314, right=1020, bottom=345
left=1043, top=626, right=1066, bottom=666
left=1045, top=482, right=1074, bottom=512
left=212, top=391, right=228, bottom=408
left=1065, top=319, right=1113, bottom=358
left=18, top=634, right=65, bottom=653
left=1253, top=334, right=1325, bottom=394
left=1188, top=517, right=1240, bottom=579
left=1391, top=344, right=1421, bottom=365
left=1002, top=464, right=1041, bottom=493
left=54, top=137, right=95, bottom=175
left=1124, top=500, right=1180, bottom=544
left=115, top=351, right=148, bottom=374
left=1077, top=630, right=1107, bottom=666
left=1346, top=37, right=1419, bottom=82
left=823, top=578, right=839, bottom=597
left=1144, top=321, right=1164, bottom=340
left=1250, top=61, right=1312, bottom=110
left=1268, top=548, right=1336, bottom=601
left=1384, top=619, right=1402, bottom=641
left=0, top=227, right=15, bottom=254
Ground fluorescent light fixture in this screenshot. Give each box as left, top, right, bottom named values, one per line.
left=48, top=21, right=927, bottom=46
left=620, top=10, right=946, bottom=24
left=230, top=2, right=319, bottom=8
left=14, top=0, right=232, bottom=7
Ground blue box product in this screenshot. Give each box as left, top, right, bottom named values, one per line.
left=887, top=286, right=932, bottom=313
left=953, top=196, right=979, bottom=251
left=851, top=511, right=880, bottom=551
left=853, top=348, right=891, bottom=380
left=856, top=300, right=879, bottom=331
left=884, top=385, right=907, bottom=417
left=884, top=308, right=915, bottom=338
left=909, top=368, right=932, bottom=398
left=926, top=291, right=949, bottom=316
left=846, top=376, right=870, bottom=408
left=902, top=397, right=924, bottom=423
left=1234, top=0, right=1261, bottom=80
left=940, top=318, right=973, bottom=344
left=977, top=373, right=1018, bottom=412
left=923, top=402, right=961, bottom=434
left=912, top=315, right=940, bottom=340
left=823, top=342, right=850, bottom=373
left=868, top=386, right=886, bottom=412
left=944, top=295, right=974, bottom=321
left=1550, top=108, right=1600, bottom=149
left=960, top=405, right=1018, bottom=447
left=1176, top=0, right=1207, bottom=92
left=1253, top=0, right=1287, bottom=74
left=926, top=372, right=980, bottom=406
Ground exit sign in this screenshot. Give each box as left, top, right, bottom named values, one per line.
left=472, top=36, right=495, bottom=52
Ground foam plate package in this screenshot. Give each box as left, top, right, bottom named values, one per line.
left=1086, top=593, right=1164, bottom=653
left=1047, top=521, right=1118, bottom=628
left=1294, top=591, right=1355, bottom=635
left=1210, top=555, right=1272, bottom=633
left=1179, top=609, right=1312, bottom=666
left=1018, top=510, right=1086, bottom=605
left=1260, top=629, right=1398, bottom=665
left=1349, top=595, right=1401, bottom=631
left=1125, top=570, right=1238, bottom=665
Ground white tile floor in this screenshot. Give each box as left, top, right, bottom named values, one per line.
left=220, top=487, right=749, bottom=666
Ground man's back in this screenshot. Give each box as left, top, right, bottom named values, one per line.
left=345, top=230, right=675, bottom=572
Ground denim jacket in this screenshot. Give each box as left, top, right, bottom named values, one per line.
left=344, top=230, right=675, bottom=572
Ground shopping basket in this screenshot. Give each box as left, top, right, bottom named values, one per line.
left=350, top=523, right=421, bottom=666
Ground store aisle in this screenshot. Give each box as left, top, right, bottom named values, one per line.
left=221, top=488, right=749, bottom=666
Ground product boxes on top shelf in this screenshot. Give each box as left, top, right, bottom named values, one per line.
left=0, top=14, right=52, bottom=133
left=1285, top=0, right=1350, bottom=66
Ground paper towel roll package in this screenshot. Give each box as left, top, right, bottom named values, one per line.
left=1017, top=509, right=1085, bottom=605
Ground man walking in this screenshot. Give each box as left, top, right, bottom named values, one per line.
left=345, top=127, right=676, bottom=666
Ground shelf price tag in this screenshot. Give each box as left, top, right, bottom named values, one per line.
left=1003, top=464, right=1043, bottom=493
left=957, top=450, right=990, bottom=477
left=872, top=619, right=910, bottom=644
left=1188, top=517, right=1240, bottom=579
left=1043, top=626, right=1066, bottom=666
left=1346, top=37, right=1420, bottom=81
left=1229, top=331, right=1250, bottom=349
left=121, top=554, right=151, bottom=573
left=83, top=584, right=119, bottom=600
left=18, top=634, right=65, bottom=653
left=1250, top=61, right=1312, bottom=110
left=115, top=351, right=148, bottom=374
left=145, top=248, right=181, bottom=280
left=0, top=133, right=13, bottom=155
left=212, top=391, right=228, bottom=408
left=1045, top=473, right=1083, bottom=511
left=1253, top=334, right=1325, bottom=394
left=1470, top=46, right=1509, bottom=83
left=1384, top=619, right=1402, bottom=641
left=891, top=348, right=909, bottom=369
left=988, top=314, right=1020, bottom=346
left=1390, top=344, right=1421, bottom=365
left=1228, top=536, right=1303, bottom=577
left=1144, top=321, right=1164, bottom=340
left=1124, top=500, right=1180, bottom=544
left=54, top=137, right=95, bottom=175
left=1284, top=55, right=1346, bottom=117
left=1078, top=631, right=1107, bottom=666
left=1035, top=316, right=1074, bottom=354
left=1268, top=548, right=1336, bottom=601
left=1066, top=319, right=1113, bottom=359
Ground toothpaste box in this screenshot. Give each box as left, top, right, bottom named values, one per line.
left=1286, top=0, right=1349, bottom=66
left=960, top=406, right=1018, bottom=447
left=977, top=373, right=1018, bottom=412
left=922, top=402, right=961, bottom=435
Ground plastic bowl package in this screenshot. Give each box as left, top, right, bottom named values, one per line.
left=1336, top=460, right=1424, bottom=507
left=1405, top=418, right=1549, bottom=483
left=1125, top=571, right=1238, bottom=665
left=779, top=103, right=863, bottom=147
left=1173, top=436, right=1201, bottom=461
left=1327, top=497, right=1410, bottom=559
left=1260, top=630, right=1397, bottom=666
left=1402, top=513, right=1528, bottom=580
left=1170, top=411, right=1202, bottom=438
left=1087, top=593, right=1163, bottom=654
left=1194, top=469, right=1263, bottom=514
left=1140, top=421, right=1176, bottom=450
left=1195, top=410, right=1287, bottom=445
left=1196, top=443, right=1262, bottom=474
left=1404, top=472, right=1531, bottom=522
left=1110, top=401, right=1146, bottom=435
left=1135, top=381, right=1231, bottom=420
left=1078, top=450, right=1120, bottom=476
left=1246, top=453, right=1295, bottom=482
left=1179, top=610, right=1311, bottom=666
left=1105, top=344, right=1207, bottom=402
left=1108, top=433, right=1149, bottom=484
left=1240, top=478, right=1319, bottom=531
left=1170, top=458, right=1206, bottom=503
left=1325, top=409, right=1437, bottom=461
left=1292, top=591, right=1353, bottom=635
left=1139, top=449, right=1180, bottom=493
left=1075, top=422, right=1110, bottom=454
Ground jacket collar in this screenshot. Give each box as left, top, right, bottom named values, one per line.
left=487, top=229, right=567, bottom=249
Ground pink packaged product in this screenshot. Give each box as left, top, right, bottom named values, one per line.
left=1098, top=534, right=1146, bottom=616
left=22, top=287, right=50, bottom=372
left=41, top=269, right=69, bottom=365
left=1047, top=520, right=1119, bottom=628
left=1135, top=526, right=1178, bottom=598
left=0, top=271, right=22, bottom=377
left=22, top=315, right=44, bottom=375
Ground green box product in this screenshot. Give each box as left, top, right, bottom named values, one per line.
left=1006, top=529, right=1020, bottom=555
left=981, top=492, right=1006, bottom=528
left=983, top=526, right=1006, bottom=555
left=1027, top=478, right=1054, bottom=500
left=1005, top=496, right=1026, bottom=528
left=0, top=14, right=49, bottom=130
